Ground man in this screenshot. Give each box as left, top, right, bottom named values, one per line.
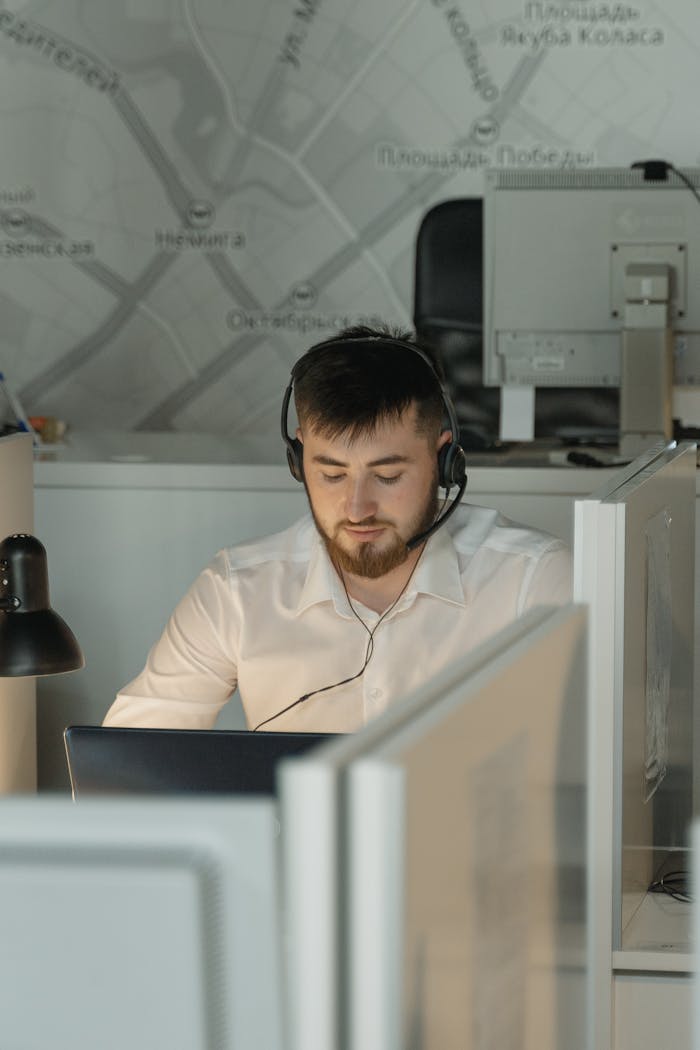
left=103, top=326, right=571, bottom=732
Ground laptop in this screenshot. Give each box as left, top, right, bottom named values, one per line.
left=64, top=725, right=337, bottom=799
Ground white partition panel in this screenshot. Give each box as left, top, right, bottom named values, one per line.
left=0, top=795, right=284, bottom=1050
left=574, top=441, right=696, bottom=1050
left=280, top=604, right=589, bottom=1050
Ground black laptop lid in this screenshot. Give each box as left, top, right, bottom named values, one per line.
left=64, top=725, right=337, bottom=799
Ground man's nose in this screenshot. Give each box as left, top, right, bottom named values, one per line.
left=345, top=478, right=377, bottom=522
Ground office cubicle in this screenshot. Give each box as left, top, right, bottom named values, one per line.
left=1, top=602, right=589, bottom=1050
left=280, top=603, right=589, bottom=1050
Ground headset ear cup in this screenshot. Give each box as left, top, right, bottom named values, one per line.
left=287, top=437, right=305, bottom=482
left=437, top=442, right=467, bottom=490
left=451, top=445, right=467, bottom=488
left=437, top=442, right=451, bottom=489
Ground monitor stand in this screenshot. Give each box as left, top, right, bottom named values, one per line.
left=499, top=385, right=535, bottom=442
left=618, top=261, right=674, bottom=460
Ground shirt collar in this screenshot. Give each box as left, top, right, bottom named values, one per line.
left=295, top=518, right=466, bottom=615
left=408, top=525, right=466, bottom=607
left=296, top=528, right=348, bottom=616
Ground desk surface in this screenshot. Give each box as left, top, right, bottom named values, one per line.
left=32, top=429, right=629, bottom=492
left=613, top=891, right=694, bottom=973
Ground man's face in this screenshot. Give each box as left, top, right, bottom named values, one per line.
left=299, top=405, right=448, bottom=579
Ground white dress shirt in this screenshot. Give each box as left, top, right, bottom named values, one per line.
left=103, top=505, right=572, bottom=733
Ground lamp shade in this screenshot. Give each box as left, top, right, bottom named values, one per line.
left=0, top=534, right=85, bottom=677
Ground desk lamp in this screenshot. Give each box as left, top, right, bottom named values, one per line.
left=0, top=534, right=84, bottom=676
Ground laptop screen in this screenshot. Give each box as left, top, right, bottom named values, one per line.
left=64, top=725, right=338, bottom=799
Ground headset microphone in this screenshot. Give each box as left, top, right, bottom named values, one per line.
left=405, top=470, right=468, bottom=551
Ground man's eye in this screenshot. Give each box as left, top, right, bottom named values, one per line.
left=377, top=474, right=401, bottom=485
left=322, top=473, right=345, bottom=483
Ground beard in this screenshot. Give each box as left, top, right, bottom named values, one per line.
left=311, top=488, right=440, bottom=580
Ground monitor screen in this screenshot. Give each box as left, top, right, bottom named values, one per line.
left=0, top=795, right=284, bottom=1050
left=483, top=166, right=700, bottom=445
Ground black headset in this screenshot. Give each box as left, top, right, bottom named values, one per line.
left=280, top=334, right=467, bottom=550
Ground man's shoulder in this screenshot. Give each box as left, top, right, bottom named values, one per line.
left=447, top=503, right=568, bottom=559
left=221, top=514, right=317, bottom=573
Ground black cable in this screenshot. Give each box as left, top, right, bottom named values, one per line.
left=631, top=158, right=700, bottom=206
left=565, top=450, right=613, bottom=469
left=670, top=166, right=700, bottom=205
left=252, top=539, right=427, bottom=731
left=648, top=870, right=692, bottom=904
left=251, top=633, right=377, bottom=731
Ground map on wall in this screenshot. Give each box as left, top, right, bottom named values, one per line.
left=0, top=0, right=696, bottom=459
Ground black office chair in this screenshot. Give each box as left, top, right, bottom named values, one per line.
left=413, top=198, right=498, bottom=450
left=413, top=198, right=618, bottom=449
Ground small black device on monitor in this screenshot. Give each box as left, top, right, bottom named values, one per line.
left=64, top=725, right=336, bottom=799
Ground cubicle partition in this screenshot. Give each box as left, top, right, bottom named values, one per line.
left=280, top=603, right=589, bottom=1050
left=0, top=794, right=284, bottom=1050
left=574, top=442, right=696, bottom=1050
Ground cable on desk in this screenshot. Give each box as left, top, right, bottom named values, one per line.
left=648, top=870, right=692, bottom=904
left=565, top=450, right=621, bottom=468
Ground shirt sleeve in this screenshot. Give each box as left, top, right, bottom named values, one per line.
left=518, top=543, right=573, bottom=615
left=103, top=551, right=239, bottom=729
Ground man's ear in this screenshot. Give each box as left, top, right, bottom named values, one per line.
left=437, top=428, right=452, bottom=452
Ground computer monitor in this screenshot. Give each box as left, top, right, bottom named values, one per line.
left=0, top=795, right=284, bottom=1050
left=573, top=441, right=695, bottom=1048
left=483, top=166, right=700, bottom=451
left=64, top=725, right=336, bottom=798
left=279, top=603, right=589, bottom=1050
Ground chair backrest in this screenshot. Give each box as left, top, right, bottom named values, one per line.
left=413, top=199, right=497, bottom=450
left=414, top=198, right=483, bottom=335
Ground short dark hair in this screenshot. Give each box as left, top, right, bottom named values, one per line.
left=293, top=324, right=445, bottom=442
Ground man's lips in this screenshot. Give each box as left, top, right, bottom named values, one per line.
left=342, top=524, right=388, bottom=541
